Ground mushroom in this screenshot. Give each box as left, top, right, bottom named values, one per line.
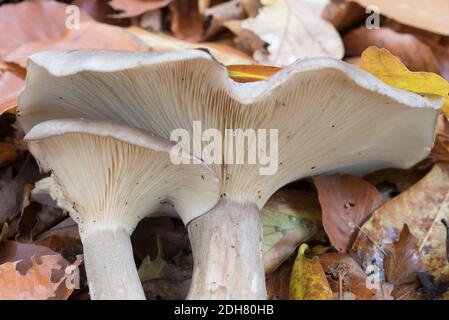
left=18, top=50, right=441, bottom=299
left=24, top=118, right=219, bottom=300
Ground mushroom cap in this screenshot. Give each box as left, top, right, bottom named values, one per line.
left=19, top=50, right=441, bottom=207
left=25, top=119, right=220, bottom=231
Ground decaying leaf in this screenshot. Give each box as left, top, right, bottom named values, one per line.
left=0, top=68, right=24, bottom=114
left=384, top=224, right=422, bottom=285
left=0, top=0, right=92, bottom=58
left=314, top=175, right=384, bottom=252
left=240, top=0, right=344, bottom=66
left=319, top=252, right=376, bottom=300
left=266, top=258, right=292, bottom=300
left=262, top=189, right=321, bottom=273
left=345, top=28, right=441, bottom=74
left=169, top=0, right=204, bottom=42
left=289, top=244, right=333, bottom=300
left=0, top=142, right=18, bottom=168
left=227, top=64, right=281, bottom=82
left=5, top=21, right=147, bottom=69
left=138, top=236, right=168, bottom=282
left=0, top=241, right=80, bottom=300
left=351, top=0, right=449, bottom=36
left=109, top=0, right=172, bottom=18
left=353, top=164, right=449, bottom=281
left=129, top=26, right=254, bottom=65
left=360, top=46, right=449, bottom=117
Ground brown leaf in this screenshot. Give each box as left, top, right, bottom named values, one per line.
left=344, top=27, right=441, bottom=73
left=0, top=0, right=92, bottom=58
left=203, top=0, right=245, bottom=39
left=0, top=68, right=25, bottom=114
left=384, top=224, right=422, bottom=285
left=314, top=175, right=384, bottom=252
left=109, top=0, right=172, bottom=18
left=351, top=0, right=449, bottom=36
left=352, top=164, right=449, bottom=280
left=169, top=0, right=204, bottom=42
left=266, top=258, right=293, bottom=300
left=240, top=0, right=344, bottom=66
left=319, top=252, right=376, bottom=300
left=5, top=21, right=147, bottom=68
left=0, top=255, right=72, bottom=300
left=0, top=142, right=18, bottom=168
left=322, top=1, right=366, bottom=32
left=129, top=26, right=254, bottom=65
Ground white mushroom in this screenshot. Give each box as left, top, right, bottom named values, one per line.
left=19, top=50, right=441, bottom=299
left=25, top=119, right=219, bottom=300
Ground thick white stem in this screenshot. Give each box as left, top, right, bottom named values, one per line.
left=187, top=198, right=267, bottom=300
left=80, top=225, right=146, bottom=300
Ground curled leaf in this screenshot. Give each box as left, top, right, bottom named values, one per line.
left=289, top=243, right=333, bottom=300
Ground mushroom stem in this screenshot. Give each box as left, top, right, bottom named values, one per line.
left=80, top=225, right=145, bottom=300
left=187, top=198, right=267, bottom=299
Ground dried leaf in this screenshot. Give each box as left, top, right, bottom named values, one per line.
left=353, top=164, right=449, bottom=280
left=384, top=224, right=422, bottom=285
left=0, top=68, right=24, bottom=114
left=240, top=0, right=344, bottom=66
left=262, top=190, right=321, bottom=273
left=0, top=255, right=72, bottom=300
left=319, top=252, right=376, bottom=300
left=169, top=0, right=204, bottom=42
left=109, top=0, right=172, bottom=18
left=314, top=175, right=384, bottom=252
left=227, top=64, right=281, bottom=82
left=5, top=21, right=147, bottom=69
left=0, top=0, right=92, bottom=58
left=322, top=1, right=365, bottom=32
left=129, top=26, right=254, bottom=65
left=266, top=258, right=292, bottom=300
left=0, top=142, right=18, bottom=168
left=360, top=46, right=449, bottom=117
left=289, top=244, right=333, bottom=300
left=138, top=236, right=167, bottom=282
left=351, top=0, right=449, bottom=36
left=345, top=28, right=441, bottom=74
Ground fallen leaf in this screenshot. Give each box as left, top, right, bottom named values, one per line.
left=138, top=235, right=168, bottom=282
left=129, top=26, right=254, bottom=65
left=0, top=142, right=18, bottom=168
left=289, top=243, right=334, bottom=300
left=351, top=0, right=449, bottom=36
left=345, top=28, right=441, bottom=74
left=0, top=68, right=25, bottom=114
left=203, top=0, right=245, bottom=39
left=5, top=21, right=147, bottom=69
left=0, top=255, right=73, bottom=300
left=314, top=174, right=384, bottom=252
left=360, top=46, right=449, bottom=117
left=262, top=189, right=321, bottom=273
left=240, top=0, right=344, bottom=66
left=266, top=258, right=293, bottom=300
left=0, top=0, right=92, bottom=58
left=109, top=0, right=172, bottom=18
left=418, top=272, right=449, bottom=299
left=322, top=1, right=365, bottom=32
left=364, top=168, right=427, bottom=197
left=223, top=19, right=269, bottom=56
left=384, top=224, right=423, bottom=285
left=227, top=64, right=281, bottom=82
left=352, top=164, right=449, bottom=281
left=319, top=252, right=376, bottom=300
left=169, top=0, right=204, bottom=42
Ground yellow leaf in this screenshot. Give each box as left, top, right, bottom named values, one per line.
left=360, top=46, right=449, bottom=117
left=227, top=65, right=281, bottom=83
left=289, top=243, right=333, bottom=300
